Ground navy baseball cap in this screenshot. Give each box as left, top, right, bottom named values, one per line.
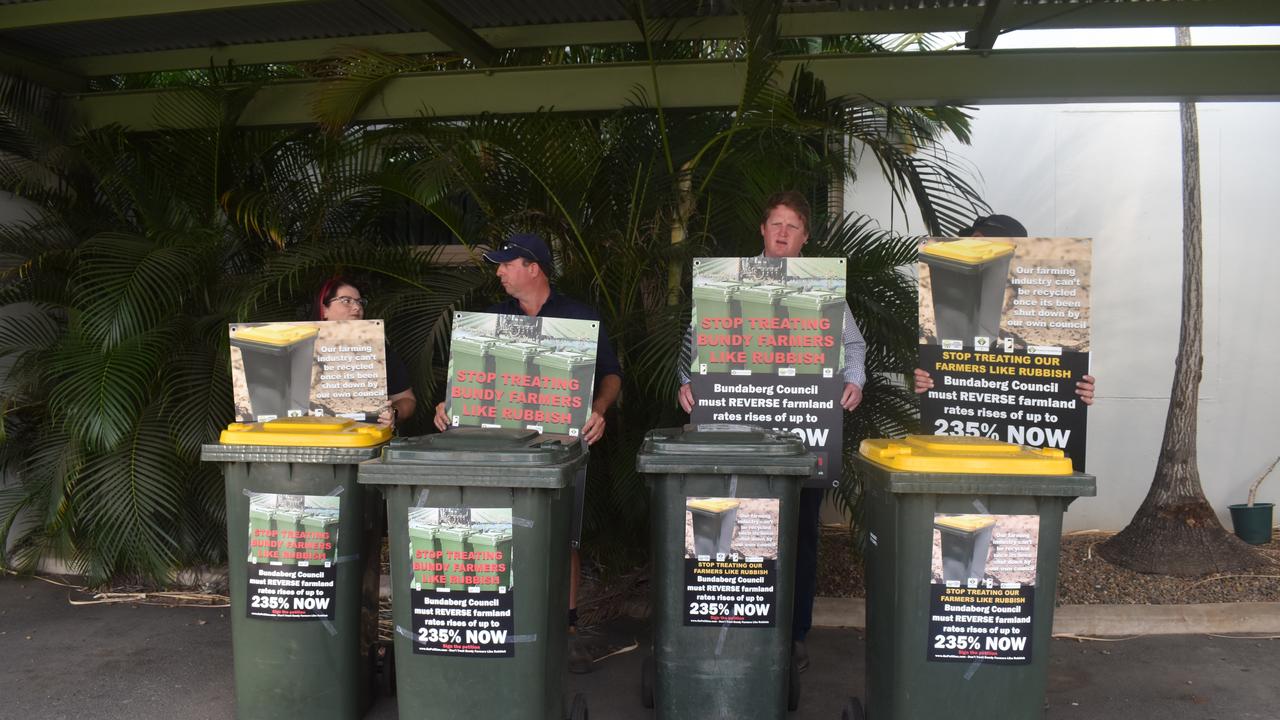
left=483, top=233, right=556, bottom=275
left=959, top=214, right=1028, bottom=238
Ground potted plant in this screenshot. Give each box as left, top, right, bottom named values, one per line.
left=1229, top=457, right=1277, bottom=545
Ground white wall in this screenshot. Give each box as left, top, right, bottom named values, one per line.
left=849, top=28, right=1280, bottom=532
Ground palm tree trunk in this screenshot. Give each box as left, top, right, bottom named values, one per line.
left=1098, top=28, right=1266, bottom=576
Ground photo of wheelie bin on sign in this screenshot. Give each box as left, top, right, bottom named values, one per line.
left=357, top=427, right=590, bottom=720
left=201, top=416, right=392, bottom=720
left=917, top=238, right=1016, bottom=346
left=636, top=425, right=816, bottom=719
left=842, top=435, right=1095, bottom=720
left=229, top=323, right=319, bottom=420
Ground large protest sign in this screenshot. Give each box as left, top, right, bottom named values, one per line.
left=229, top=320, right=389, bottom=422
left=918, top=237, right=1092, bottom=469
left=689, top=257, right=846, bottom=487
left=408, top=506, right=515, bottom=657
left=443, top=311, right=599, bottom=437
left=245, top=491, right=340, bottom=621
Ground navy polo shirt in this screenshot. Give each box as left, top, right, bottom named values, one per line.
left=486, top=289, right=623, bottom=382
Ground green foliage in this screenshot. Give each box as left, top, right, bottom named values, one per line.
left=0, top=3, right=986, bottom=582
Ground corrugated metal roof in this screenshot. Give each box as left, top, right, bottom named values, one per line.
left=0, top=0, right=1259, bottom=71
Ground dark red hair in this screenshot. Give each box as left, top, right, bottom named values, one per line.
left=313, top=276, right=361, bottom=320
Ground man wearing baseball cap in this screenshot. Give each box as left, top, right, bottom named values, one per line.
left=434, top=232, right=622, bottom=673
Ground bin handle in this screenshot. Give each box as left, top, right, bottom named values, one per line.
left=689, top=423, right=755, bottom=433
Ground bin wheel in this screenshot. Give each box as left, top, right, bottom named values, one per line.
left=568, top=693, right=589, bottom=720
left=640, top=655, right=655, bottom=709
left=368, top=643, right=396, bottom=698
left=787, top=658, right=801, bottom=712
left=380, top=642, right=397, bottom=697
left=841, top=697, right=865, bottom=720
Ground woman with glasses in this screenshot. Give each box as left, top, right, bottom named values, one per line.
left=314, top=277, right=417, bottom=428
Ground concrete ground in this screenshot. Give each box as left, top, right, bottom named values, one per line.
left=2, top=575, right=1277, bottom=720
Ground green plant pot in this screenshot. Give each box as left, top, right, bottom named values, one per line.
left=1228, top=503, right=1274, bottom=545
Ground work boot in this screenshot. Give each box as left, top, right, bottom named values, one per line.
left=568, top=628, right=594, bottom=674
left=792, top=640, right=810, bottom=673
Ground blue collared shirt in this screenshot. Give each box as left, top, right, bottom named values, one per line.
left=487, top=289, right=623, bottom=382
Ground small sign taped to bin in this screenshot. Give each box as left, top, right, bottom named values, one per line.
left=408, top=506, right=516, bottom=657
left=229, top=320, right=390, bottom=422
left=926, top=513, right=1039, bottom=664
left=244, top=492, right=340, bottom=621
left=443, top=311, right=599, bottom=436
left=688, top=257, right=847, bottom=487
left=918, top=237, right=1091, bottom=469
left=683, top=497, right=780, bottom=626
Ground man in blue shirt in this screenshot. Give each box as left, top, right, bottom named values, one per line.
left=434, top=233, right=621, bottom=673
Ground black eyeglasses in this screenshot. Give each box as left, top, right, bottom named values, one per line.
left=327, top=295, right=367, bottom=308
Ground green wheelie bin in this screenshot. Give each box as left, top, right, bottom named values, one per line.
left=230, top=323, right=319, bottom=420
left=201, top=416, right=393, bottom=720
left=357, top=427, right=590, bottom=720
left=532, top=350, right=594, bottom=435
left=918, top=238, right=1016, bottom=346
left=735, top=285, right=791, bottom=375
left=779, top=290, right=845, bottom=375
left=490, top=341, right=545, bottom=428
left=841, top=435, right=1095, bottom=720
left=691, top=281, right=745, bottom=373
left=445, top=335, right=499, bottom=426
left=636, top=425, right=816, bottom=719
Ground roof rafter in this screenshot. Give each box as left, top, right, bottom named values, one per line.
left=70, top=45, right=1280, bottom=131
left=379, top=0, right=498, bottom=68
left=965, top=0, right=1016, bottom=51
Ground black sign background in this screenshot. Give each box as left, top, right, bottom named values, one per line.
left=411, top=589, right=515, bottom=657
left=246, top=564, right=337, bottom=620
left=919, top=345, right=1089, bottom=470
left=690, top=374, right=844, bottom=487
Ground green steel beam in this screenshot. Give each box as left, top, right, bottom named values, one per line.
left=966, top=0, right=1016, bottom=50
left=379, top=0, right=497, bottom=68
left=0, top=42, right=85, bottom=92
left=70, top=46, right=1280, bottom=131
left=64, top=0, right=1280, bottom=76
left=0, top=0, right=315, bottom=31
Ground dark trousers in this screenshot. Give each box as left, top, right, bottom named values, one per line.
left=792, top=486, right=824, bottom=642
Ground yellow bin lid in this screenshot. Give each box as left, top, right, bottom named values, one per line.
left=858, top=435, right=1073, bottom=475
left=219, top=416, right=392, bottom=447
left=687, top=498, right=741, bottom=513
left=233, top=323, right=319, bottom=346
left=920, top=238, right=1016, bottom=265
left=934, top=514, right=996, bottom=532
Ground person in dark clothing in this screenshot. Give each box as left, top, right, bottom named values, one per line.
left=314, top=277, right=416, bottom=427
left=432, top=234, right=622, bottom=673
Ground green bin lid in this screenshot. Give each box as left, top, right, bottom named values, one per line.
left=469, top=531, right=513, bottom=546
left=692, top=281, right=741, bottom=301
left=490, top=341, right=543, bottom=361
left=452, top=336, right=496, bottom=354
left=435, top=527, right=472, bottom=542
left=859, top=435, right=1072, bottom=475
left=780, top=290, right=843, bottom=310
left=534, top=350, right=590, bottom=370
left=636, top=425, right=815, bottom=475
left=358, top=427, right=588, bottom=489
left=735, top=284, right=789, bottom=302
